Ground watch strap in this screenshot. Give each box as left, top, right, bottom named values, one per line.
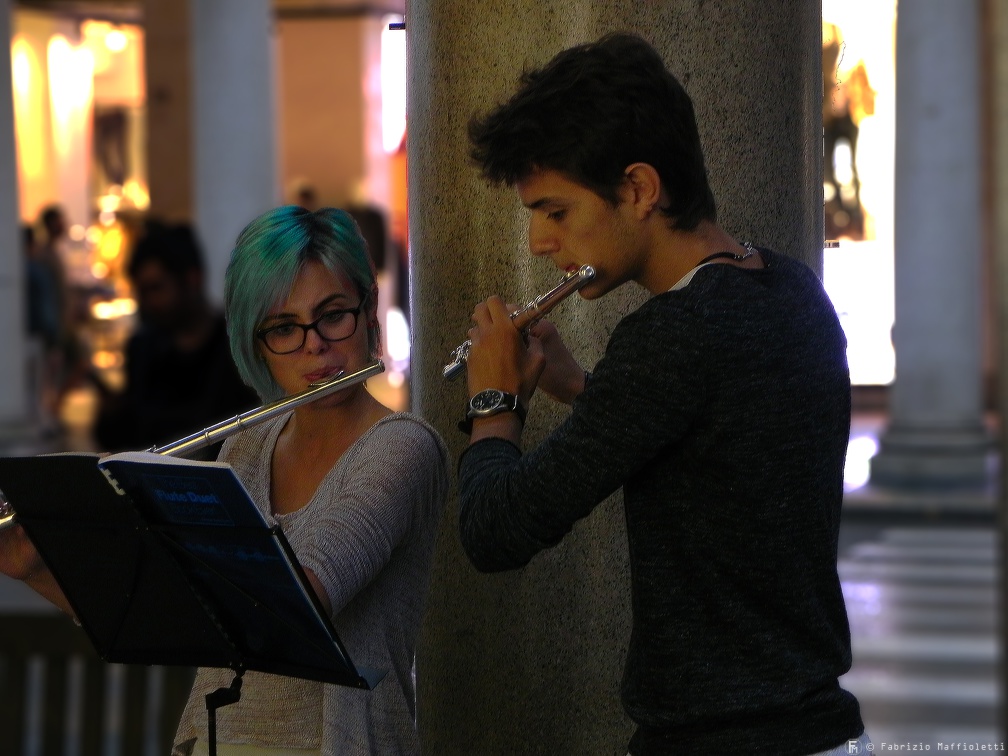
left=458, top=395, right=527, bottom=435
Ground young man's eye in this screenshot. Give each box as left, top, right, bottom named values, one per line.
left=547, top=209, right=566, bottom=221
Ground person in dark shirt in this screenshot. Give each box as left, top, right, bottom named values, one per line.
left=457, top=33, right=869, bottom=756
left=92, top=222, right=258, bottom=458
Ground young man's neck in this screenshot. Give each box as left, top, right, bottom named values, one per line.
left=639, top=220, right=750, bottom=294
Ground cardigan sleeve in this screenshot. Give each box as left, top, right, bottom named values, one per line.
left=299, top=416, right=449, bottom=615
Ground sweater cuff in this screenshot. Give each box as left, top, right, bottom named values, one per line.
left=457, top=436, right=522, bottom=475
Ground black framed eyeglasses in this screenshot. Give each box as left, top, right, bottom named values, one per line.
left=256, top=305, right=362, bottom=355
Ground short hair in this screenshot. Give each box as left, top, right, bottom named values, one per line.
left=39, top=205, right=65, bottom=236
left=225, top=206, right=380, bottom=401
left=127, top=221, right=205, bottom=281
left=468, top=33, right=717, bottom=231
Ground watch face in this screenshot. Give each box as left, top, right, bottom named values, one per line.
left=470, top=389, right=505, bottom=414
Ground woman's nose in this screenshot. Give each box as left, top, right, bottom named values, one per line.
left=303, top=325, right=329, bottom=353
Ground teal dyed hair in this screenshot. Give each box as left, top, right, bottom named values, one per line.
left=225, top=206, right=380, bottom=401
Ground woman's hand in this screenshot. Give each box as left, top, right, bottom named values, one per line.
left=0, top=524, right=74, bottom=616
left=0, top=524, right=44, bottom=581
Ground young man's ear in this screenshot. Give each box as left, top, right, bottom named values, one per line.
left=622, top=163, right=663, bottom=220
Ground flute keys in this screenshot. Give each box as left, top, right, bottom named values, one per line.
left=443, top=342, right=470, bottom=380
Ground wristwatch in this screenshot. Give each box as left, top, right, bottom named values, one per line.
left=459, top=389, right=527, bottom=434
left=468, top=389, right=526, bottom=421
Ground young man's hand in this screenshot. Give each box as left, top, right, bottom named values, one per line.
left=466, top=295, right=546, bottom=409
left=526, top=320, right=586, bottom=405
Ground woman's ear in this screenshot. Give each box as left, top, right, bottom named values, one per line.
left=367, top=292, right=383, bottom=359
left=622, top=163, right=663, bottom=220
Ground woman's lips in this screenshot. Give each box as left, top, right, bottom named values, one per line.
left=305, top=366, right=343, bottom=384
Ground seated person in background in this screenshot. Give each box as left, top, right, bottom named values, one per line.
left=0, top=206, right=450, bottom=756
left=92, top=222, right=259, bottom=457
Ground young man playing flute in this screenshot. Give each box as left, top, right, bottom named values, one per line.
left=457, top=33, right=869, bottom=756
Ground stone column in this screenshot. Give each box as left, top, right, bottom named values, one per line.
left=144, top=0, right=193, bottom=223
left=869, top=0, right=990, bottom=489
left=0, top=0, right=32, bottom=443
left=994, top=0, right=1008, bottom=730
left=190, top=0, right=278, bottom=302
left=408, top=2, right=822, bottom=751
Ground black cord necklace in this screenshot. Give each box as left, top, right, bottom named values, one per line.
left=697, top=241, right=759, bottom=267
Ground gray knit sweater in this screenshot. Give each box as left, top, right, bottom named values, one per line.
left=173, top=412, right=449, bottom=755
left=459, top=249, right=864, bottom=755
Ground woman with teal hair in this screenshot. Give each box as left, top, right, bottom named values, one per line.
left=170, top=206, right=450, bottom=755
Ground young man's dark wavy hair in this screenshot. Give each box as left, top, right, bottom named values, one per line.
left=468, top=33, right=717, bottom=231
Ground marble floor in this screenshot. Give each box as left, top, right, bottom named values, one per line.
left=838, top=411, right=1003, bottom=753
left=839, top=514, right=1003, bottom=751
left=837, top=411, right=1004, bottom=750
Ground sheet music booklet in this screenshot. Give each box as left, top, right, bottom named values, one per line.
left=0, top=451, right=383, bottom=690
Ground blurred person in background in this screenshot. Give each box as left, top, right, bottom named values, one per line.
left=22, top=224, right=60, bottom=431
left=34, top=204, right=85, bottom=428
left=91, top=221, right=258, bottom=458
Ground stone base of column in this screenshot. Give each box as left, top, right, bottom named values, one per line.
left=869, top=426, right=994, bottom=490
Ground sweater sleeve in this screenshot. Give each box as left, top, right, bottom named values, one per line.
left=299, top=416, right=449, bottom=615
left=458, top=298, right=707, bottom=572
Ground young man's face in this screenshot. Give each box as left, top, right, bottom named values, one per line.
left=132, top=259, right=187, bottom=329
left=515, top=169, right=643, bottom=299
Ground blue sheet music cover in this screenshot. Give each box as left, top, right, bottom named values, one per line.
left=98, top=452, right=268, bottom=529
left=97, top=451, right=341, bottom=652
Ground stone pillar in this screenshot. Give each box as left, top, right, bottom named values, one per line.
left=993, top=0, right=1008, bottom=730
left=869, top=0, right=990, bottom=489
left=408, top=2, right=822, bottom=752
left=144, top=0, right=193, bottom=223
left=0, top=0, right=32, bottom=442
left=190, top=0, right=278, bottom=302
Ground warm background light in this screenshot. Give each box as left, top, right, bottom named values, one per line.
left=821, top=0, right=897, bottom=386
left=47, top=34, right=94, bottom=160
left=104, top=29, right=127, bottom=54
left=11, top=36, right=43, bottom=180
left=381, top=16, right=406, bottom=154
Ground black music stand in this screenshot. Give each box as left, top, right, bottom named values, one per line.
left=0, top=452, right=384, bottom=753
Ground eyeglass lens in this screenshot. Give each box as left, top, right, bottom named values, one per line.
left=260, top=308, right=359, bottom=354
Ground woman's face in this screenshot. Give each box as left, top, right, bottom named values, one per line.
left=256, top=259, right=373, bottom=401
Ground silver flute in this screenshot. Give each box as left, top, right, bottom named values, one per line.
left=150, top=359, right=385, bottom=456
left=0, top=360, right=385, bottom=530
left=443, top=265, right=596, bottom=380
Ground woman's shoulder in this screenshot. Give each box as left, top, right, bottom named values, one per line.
left=362, top=411, right=449, bottom=460
left=337, top=412, right=451, bottom=505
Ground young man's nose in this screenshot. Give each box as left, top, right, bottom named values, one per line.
left=528, top=219, right=559, bottom=256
